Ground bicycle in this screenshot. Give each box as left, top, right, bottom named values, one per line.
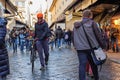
left=30, top=39, right=37, bottom=72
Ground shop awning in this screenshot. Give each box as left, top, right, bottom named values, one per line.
left=16, top=20, right=28, bottom=28
left=49, top=19, right=65, bottom=28
left=6, top=0, right=17, bottom=12
left=88, top=0, right=120, bottom=9
left=4, top=9, right=11, bottom=14
left=85, top=0, right=119, bottom=15
left=112, top=6, right=120, bottom=18
left=64, top=0, right=83, bottom=12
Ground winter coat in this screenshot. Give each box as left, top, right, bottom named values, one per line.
left=73, top=18, right=100, bottom=50
left=0, top=48, right=10, bottom=76
left=0, top=17, right=7, bottom=40
left=34, top=20, right=49, bottom=40
left=0, top=17, right=9, bottom=76
left=55, top=28, right=63, bottom=39
left=66, top=30, right=72, bottom=41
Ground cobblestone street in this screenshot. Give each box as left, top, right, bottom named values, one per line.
left=6, top=47, right=120, bottom=80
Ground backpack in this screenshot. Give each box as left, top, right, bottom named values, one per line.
left=64, top=33, right=69, bottom=40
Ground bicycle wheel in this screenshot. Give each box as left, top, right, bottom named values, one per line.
left=30, top=48, right=35, bottom=72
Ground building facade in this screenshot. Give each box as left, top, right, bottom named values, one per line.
left=0, top=0, right=17, bottom=29
left=11, top=0, right=29, bottom=28
left=49, top=0, right=79, bottom=30
left=65, top=0, right=97, bottom=30
left=46, top=0, right=53, bottom=26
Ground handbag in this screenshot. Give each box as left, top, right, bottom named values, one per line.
left=81, top=21, right=107, bottom=65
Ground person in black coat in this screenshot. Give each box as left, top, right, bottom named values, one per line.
left=0, top=3, right=9, bottom=80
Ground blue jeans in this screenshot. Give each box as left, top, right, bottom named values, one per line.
left=12, top=39, right=17, bottom=52
left=36, top=40, right=49, bottom=67
left=57, top=39, right=62, bottom=48
left=49, top=41, right=54, bottom=49
left=20, top=39, right=25, bottom=51
left=26, top=39, right=30, bottom=50
left=77, top=50, right=99, bottom=80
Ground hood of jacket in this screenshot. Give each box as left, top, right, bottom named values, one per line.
left=74, top=18, right=92, bottom=28
left=37, top=19, right=45, bottom=24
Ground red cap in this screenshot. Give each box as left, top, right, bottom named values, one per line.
left=37, top=13, right=43, bottom=18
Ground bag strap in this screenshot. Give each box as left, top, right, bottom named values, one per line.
left=91, top=22, right=100, bottom=47
left=82, top=22, right=105, bottom=71
left=92, top=23, right=105, bottom=72
left=81, top=22, right=93, bottom=50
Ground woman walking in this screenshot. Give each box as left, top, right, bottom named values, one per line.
left=0, top=3, right=9, bottom=80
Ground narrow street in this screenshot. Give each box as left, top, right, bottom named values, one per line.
left=6, top=47, right=120, bottom=80
left=0, top=0, right=120, bottom=80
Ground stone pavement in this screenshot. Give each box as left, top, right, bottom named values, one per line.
left=6, top=47, right=120, bottom=80
left=106, top=50, right=120, bottom=64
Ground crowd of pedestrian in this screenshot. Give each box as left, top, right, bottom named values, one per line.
left=5, top=24, right=72, bottom=54
left=0, top=1, right=120, bottom=80
left=6, top=27, right=34, bottom=53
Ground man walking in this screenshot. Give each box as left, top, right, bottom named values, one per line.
left=73, top=10, right=102, bottom=80
left=55, top=26, right=63, bottom=49
left=34, top=13, right=49, bottom=70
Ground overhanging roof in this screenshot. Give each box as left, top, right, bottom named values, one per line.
left=112, top=6, right=120, bottom=17
left=83, top=0, right=120, bottom=24
left=16, top=20, right=28, bottom=28
left=112, top=6, right=120, bottom=19
left=4, top=9, right=11, bottom=14
left=87, top=0, right=120, bottom=9
left=64, top=0, right=82, bottom=12
left=84, top=0, right=119, bottom=15
left=6, top=0, right=17, bottom=12
left=49, top=19, right=65, bottom=28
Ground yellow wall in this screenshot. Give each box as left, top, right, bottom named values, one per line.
left=66, top=16, right=81, bottom=30
left=50, top=0, right=98, bottom=29
left=50, top=0, right=76, bottom=22
left=65, top=0, right=97, bottom=30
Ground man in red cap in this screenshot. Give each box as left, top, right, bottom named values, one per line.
left=34, top=13, right=49, bottom=70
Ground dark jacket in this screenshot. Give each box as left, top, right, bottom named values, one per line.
left=0, top=18, right=9, bottom=76
left=73, top=18, right=101, bottom=50
left=0, top=18, right=7, bottom=40
left=0, top=48, right=9, bottom=77
left=0, top=18, right=7, bottom=49
left=55, top=28, right=63, bottom=39
left=35, top=20, right=49, bottom=40
left=67, top=30, right=72, bottom=41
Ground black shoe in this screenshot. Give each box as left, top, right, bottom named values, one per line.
left=90, top=75, right=94, bottom=79
left=40, top=66, right=45, bottom=70
left=1, top=76, right=6, bottom=80
left=45, top=62, right=48, bottom=65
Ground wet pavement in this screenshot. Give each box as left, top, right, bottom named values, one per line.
left=6, top=47, right=120, bottom=80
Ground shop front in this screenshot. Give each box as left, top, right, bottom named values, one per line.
left=66, top=12, right=82, bottom=30
left=111, top=14, right=120, bottom=46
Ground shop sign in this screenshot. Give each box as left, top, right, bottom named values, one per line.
left=66, top=13, right=73, bottom=21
